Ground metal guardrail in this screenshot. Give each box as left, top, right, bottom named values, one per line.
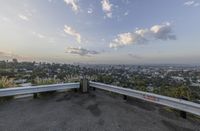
left=1, top=80, right=200, bottom=116
left=89, top=81, right=200, bottom=116
left=0, top=83, right=80, bottom=97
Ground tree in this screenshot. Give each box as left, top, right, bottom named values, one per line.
left=12, top=58, right=18, bottom=63
left=171, top=86, right=191, bottom=100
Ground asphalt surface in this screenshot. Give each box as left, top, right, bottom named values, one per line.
left=0, top=89, right=200, bottom=131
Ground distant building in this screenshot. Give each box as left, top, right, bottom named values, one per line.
left=147, top=84, right=154, bottom=92
left=171, top=76, right=185, bottom=82
left=190, top=83, right=200, bottom=87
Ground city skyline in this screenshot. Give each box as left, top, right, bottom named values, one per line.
left=0, top=0, right=200, bottom=64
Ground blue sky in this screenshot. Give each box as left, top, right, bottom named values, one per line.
left=0, top=0, right=200, bottom=64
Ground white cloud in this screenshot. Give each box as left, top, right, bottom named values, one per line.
left=184, top=1, right=195, bottom=6
left=124, top=11, right=129, bottom=16
left=87, top=8, right=93, bottom=14
left=150, top=22, right=176, bottom=40
left=18, top=14, right=29, bottom=21
left=184, top=1, right=199, bottom=7
left=64, top=0, right=79, bottom=12
left=64, top=25, right=81, bottom=43
left=106, top=12, right=112, bottom=18
left=37, top=34, right=45, bottom=38
left=110, top=22, right=176, bottom=48
left=109, top=33, right=135, bottom=48
left=101, top=0, right=113, bottom=18
left=101, top=0, right=112, bottom=11
left=32, top=32, right=46, bottom=39
left=65, top=47, right=99, bottom=56
left=194, top=3, right=200, bottom=6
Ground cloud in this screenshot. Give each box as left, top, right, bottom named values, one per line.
left=18, top=14, right=29, bottom=21
left=124, top=11, right=129, bottom=16
left=101, top=0, right=113, bottom=18
left=184, top=1, right=194, bottom=6
left=184, top=1, right=199, bottom=7
left=194, top=3, right=200, bottom=6
left=64, top=25, right=81, bottom=43
left=65, top=47, right=99, bottom=56
left=109, top=33, right=137, bottom=48
left=87, top=8, right=93, bottom=14
left=32, top=32, right=46, bottom=39
left=150, top=22, right=176, bottom=40
left=64, top=0, right=79, bottom=12
left=110, top=22, right=176, bottom=48
left=37, top=34, right=45, bottom=38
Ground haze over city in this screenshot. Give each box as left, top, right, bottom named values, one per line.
left=0, top=0, right=200, bottom=64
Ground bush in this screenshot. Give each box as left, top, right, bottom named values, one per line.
left=33, top=77, right=61, bottom=97
left=0, top=77, right=16, bottom=102
left=0, top=76, right=16, bottom=88
left=33, top=77, right=61, bottom=85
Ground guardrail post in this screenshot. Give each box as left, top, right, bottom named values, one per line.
left=123, top=95, right=127, bottom=100
left=180, top=97, right=187, bottom=119
left=180, top=110, right=187, bottom=119
left=33, top=93, right=38, bottom=99
left=80, top=79, right=88, bottom=93
left=74, top=88, right=78, bottom=92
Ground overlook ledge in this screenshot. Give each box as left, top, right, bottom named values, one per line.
left=0, top=89, right=199, bottom=131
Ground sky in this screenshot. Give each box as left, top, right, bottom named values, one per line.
left=0, top=0, right=200, bottom=64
